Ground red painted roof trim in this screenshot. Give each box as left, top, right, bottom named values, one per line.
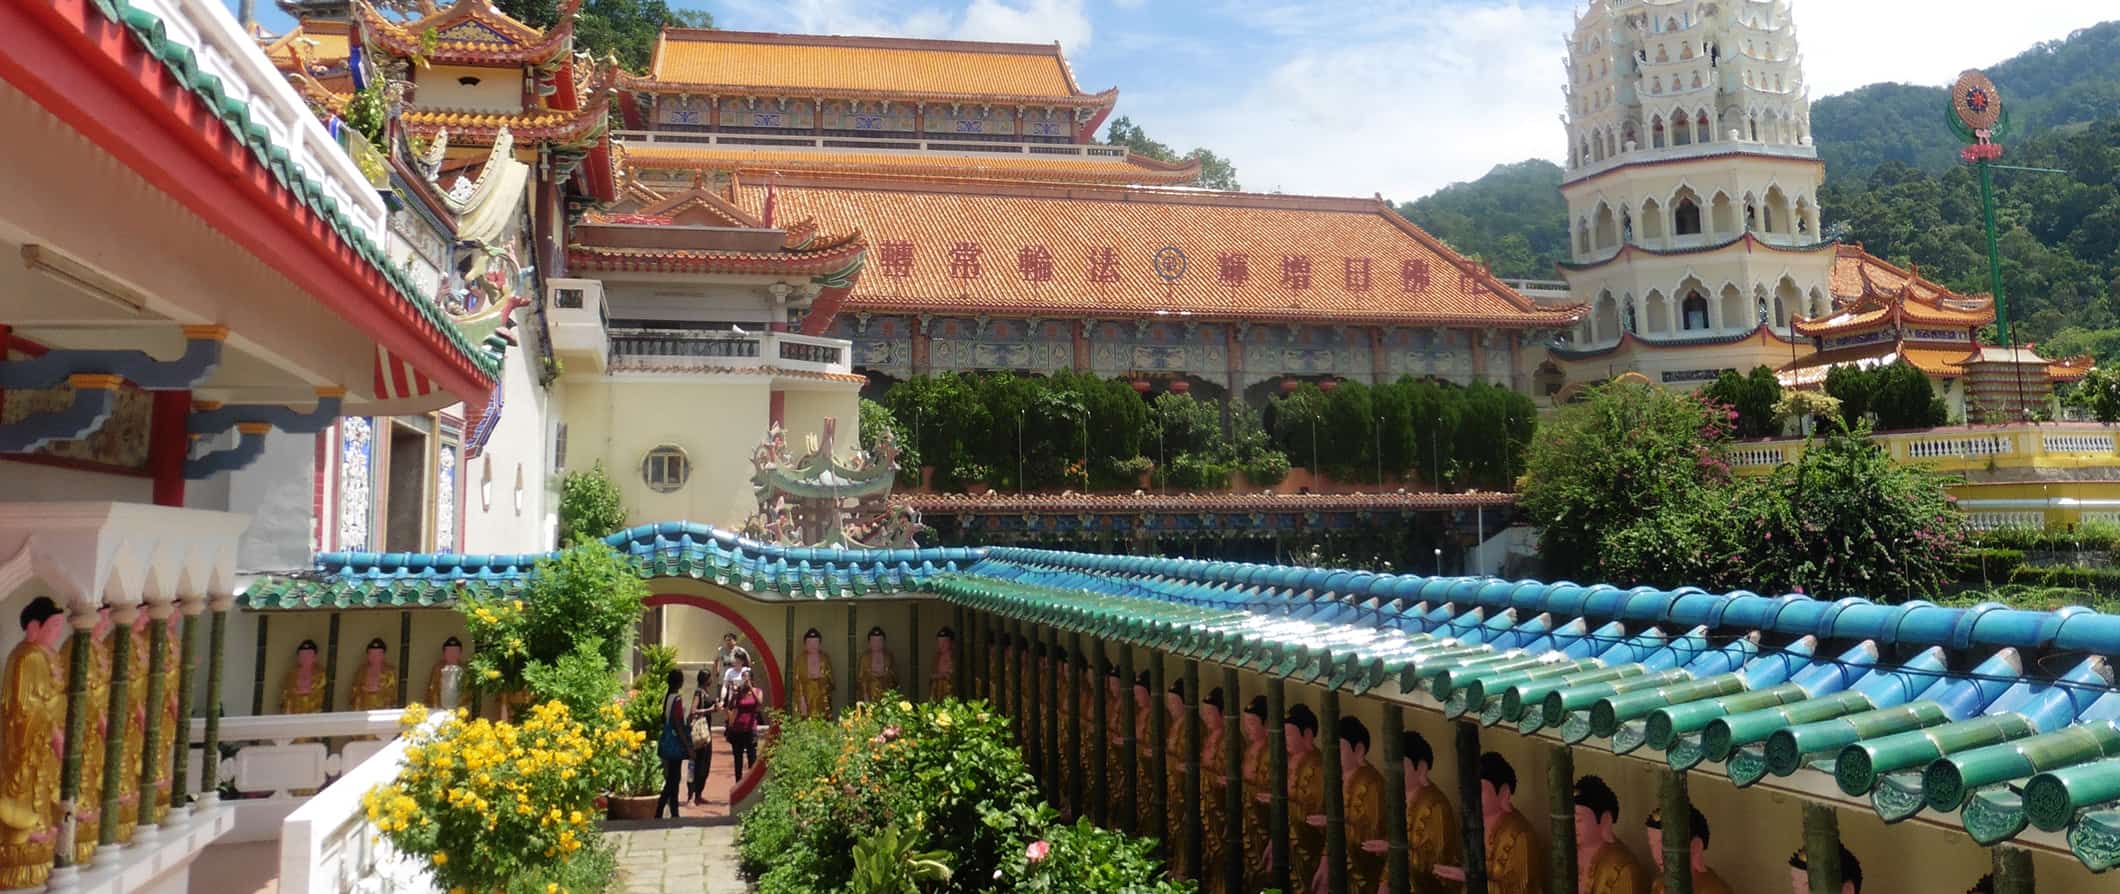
left=2, top=0, right=493, bottom=404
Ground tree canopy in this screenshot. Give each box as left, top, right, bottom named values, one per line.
left=496, top=0, right=711, bottom=71
left=1103, top=116, right=1242, bottom=191
left=1394, top=159, right=1569, bottom=280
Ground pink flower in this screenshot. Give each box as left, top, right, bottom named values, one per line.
left=1792, top=585, right=1805, bottom=594
left=1026, top=840, right=1050, bottom=863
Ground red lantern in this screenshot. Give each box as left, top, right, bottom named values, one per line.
left=1279, top=379, right=1300, bottom=394
left=1170, top=380, right=1192, bottom=394
left=1319, top=379, right=1339, bottom=393
left=1131, top=379, right=1151, bottom=394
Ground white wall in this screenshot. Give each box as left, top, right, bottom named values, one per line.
left=0, top=459, right=150, bottom=504
left=413, top=65, right=524, bottom=115
left=461, top=325, right=563, bottom=555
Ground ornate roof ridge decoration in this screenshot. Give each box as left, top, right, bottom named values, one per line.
left=1533, top=321, right=1802, bottom=361
left=745, top=417, right=921, bottom=547
left=84, top=0, right=502, bottom=389
left=563, top=232, right=868, bottom=278
left=355, top=0, right=582, bottom=67
left=642, top=27, right=1117, bottom=107
left=1556, top=233, right=1837, bottom=271
left=1795, top=247, right=1996, bottom=338
left=617, top=143, right=1203, bottom=187
left=633, top=182, right=764, bottom=228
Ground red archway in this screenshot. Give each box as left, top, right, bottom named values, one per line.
left=645, top=592, right=785, bottom=712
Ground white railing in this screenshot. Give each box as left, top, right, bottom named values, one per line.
left=1729, top=446, right=1786, bottom=467
left=1965, top=511, right=2046, bottom=531
left=615, top=128, right=1129, bottom=160
left=186, top=709, right=406, bottom=844
left=607, top=327, right=852, bottom=376
left=2042, top=433, right=2116, bottom=454
left=133, top=0, right=388, bottom=247
left=1903, top=434, right=2012, bottom=460
left=278, top=713, right=445, bottom=894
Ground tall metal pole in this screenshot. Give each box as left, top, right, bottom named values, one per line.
left=1979, top=159, right=2010, bottom=345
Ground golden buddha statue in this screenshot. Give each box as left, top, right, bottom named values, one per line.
left=1645, top=807, right=1734, bottom=894
left=790, top=628, right=834, bottom=719
left=278, top=639, right=326, bottom=715
left=1284, top=704, right=1324, bottom=890
left=1435, top=752, right=1543, bottom=894
left=927, top=627, right=955, bottom=700
left=1397, top=730, right=1460, bottom=894
left=346, top=638, right=399, bottom=711
left=1132, top=672, right=1155, bottom=836
left=1161, top=680, right=1191, bottom=879
left=423, top=636, right=466, bottom=710
left=1, top=597, right=69, bottom=889
left=61, top=608, right=111, bottom=865
left=1238, top=696, right=1273, bottom=891
left=1312, top=715, right=1385, bottom=894
left=855, top=627, right=897, bottom=703
left=114, top=612, right=149, bottom=842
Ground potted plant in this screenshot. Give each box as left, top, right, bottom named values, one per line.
left=606, top=746, right=662, bottom=820
left=607, top=643, right=680, bottom=820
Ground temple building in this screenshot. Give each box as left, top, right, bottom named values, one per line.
left=1544, top=0, right=1834, bottom=392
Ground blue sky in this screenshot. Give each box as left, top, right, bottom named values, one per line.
left=243, top=1, right=2114, bottom=201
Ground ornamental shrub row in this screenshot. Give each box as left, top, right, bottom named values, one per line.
left=736, top=696, right=1189, bottom=894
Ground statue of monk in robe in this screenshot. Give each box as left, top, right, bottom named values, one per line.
left=790, top=628, right=833, bottom=719
left=1574, top=775, right=1648, bottom=894
left=1435, top=752, right=1543, bottom=894
left=1197, top=688, right=1231, bottom=893
left=855, top=627, right=897, bottom=703
left=927, top=627, right=955, bottom=700
left=0, top=597, right=68, bottom=889
left=1239, top=696, right=1274, bottom=891
left=113, top=612, right=149, bottom=842
left=346, top=638, right=399, bottom=711
left=1286, top=704, right=1325, bottom=890
left=423, top=637, right=466, bottom=710
left=1161, top=679, right=1192, bottom=879
left=1312, top=715, right=1385, bottom=894
left=1132, top=672, right=1155, bottom=837
left=1645, top=807, right=1734, bottom=894
left=62, top=608, right=111, bottom=865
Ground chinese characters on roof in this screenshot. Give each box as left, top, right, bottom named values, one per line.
left=872, top=240, right=1441, bottom=293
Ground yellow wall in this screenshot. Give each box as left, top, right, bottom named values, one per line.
left=562, top=377, right=773, bottom=529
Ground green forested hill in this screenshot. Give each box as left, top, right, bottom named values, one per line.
left=1394, top=160, right=1568, bottom=280
left=1814, top=21, right=2120, bottom=183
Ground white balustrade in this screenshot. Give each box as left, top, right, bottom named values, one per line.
left=608, top=327, right=852, bottom=376
left=185, top=709, right=406, bottom=844
left=2041, top=433, right=2115, bottom=455
left=1729, top=446, right=1786, bottom=467
left=129, top=0, right=389, bottom=247
left=1965, top=512, right=2046, bottom=531
left=278, top=713, right=445, bottom=894
left=615, top=128, right=1129, bottom=160
left=1903, top=434, right=2012, bottom=460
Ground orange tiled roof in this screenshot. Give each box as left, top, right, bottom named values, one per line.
left=1798, top=246, right=1994, bottom=337
left=356, top=0, right=580, bottom=67
left=715, top=178, right=1582, bottom=328
left=566, top=229, right=867, bottom=277
left=262, top=19, right=350, bottom=72
left=620, top=142, right=1199, bottom=186
left=642, top=30, right=1114, bottom=106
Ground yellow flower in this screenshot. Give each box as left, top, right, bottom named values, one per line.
left=433, top=851, right=448, bottom=866
left=548, top=885, right=559, bottom=894
left=897, top=700, right=914, bottom=712
left=935, top=711, right=952, bottom=728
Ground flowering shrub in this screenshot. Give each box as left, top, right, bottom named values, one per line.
left=736, top=696, right=1186, bottom=894
left=364, top=701, right=641, bottom=894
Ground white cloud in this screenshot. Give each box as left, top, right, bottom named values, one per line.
left=1122, top=0, right=2112, bottom=202
left=722, top=0, right=1091, bottom=48
left=959, top=0, right=1094, bottom=49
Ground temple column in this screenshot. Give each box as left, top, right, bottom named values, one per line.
left=1658, top=767, right=1693, bottom=894
left=1454, top=722, right=1488, bottom=892
left=1467, top=329, right=1488, bottom=385
left=1507, top=331, right=1525, bottom=393
left=1800, top=803, right=1842, bottom=894
left=1320, top=689, right=1347, bottom=894
left=134, top=597, right=174, bottom=838
left=1267, top=677, right=1292, bottom=894
left=1149, top=651, right=1171, bottom=863
left=168, top=594, right=202, bottom=816
left=395, top=612, right=411, bottom=707
left=1992, top=845, right=2034, bottom=894
left=1073, top=321, right=1091, bottom=371
left=321, top=612, right=341, bottom=712
left=1043, top=624, right=1060, bottom=804
left=1183, top=659, right=1204, bottom=882
left=1066, top=631, right=1084, bottom=817
left=200, top=600, right=229, bottom=802
left=248, top=614, right=269, bottom=715
left=1552, top=745, right=1579, bottom=894
left=843, top=605, right=857, bottom=707
left=96, top=603, right=135, bottom=850
left=909, top=604, right=922, bottom=702
left=52, top=601, right=100, bottom=875
left=912, top=315, right=932, bottom=376
left=1119, top=642, right=1139, bottom=835
left=1091, top=636, right=1110, bottom=826
left=1382, top=706, right=1410, bottom=894
left=1370, top=328, right=1391, bottom=385
left=1220, top=667, right=1245, bottom=893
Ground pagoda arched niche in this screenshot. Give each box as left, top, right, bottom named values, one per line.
left=1576, top=218, right=1593, bottom=255
left=1669, top=186, right=1705, bottom=238
left=1794, top=196, right=1817, bottom=237
left=1763, top=185, right=1793, bottom=236
left=1640, top=197, right=1667, bottom=244
left=1807, top=286, right=1831, bottom=320
left=1710, top=191, right=1737, bottom=235
left=1592, top=290, right=1621, bottom=344
left=1717, top=282, right=1747, bottom=333
left=1670, top=106, right=1694, bottom=145
left=1643, top=289, right=1673, bottom=335
left=1774, top=276, right=1806, bottom=330
left=1650, top=114, right=1667, bottom=149
left=1593, top=202, right=1619, bottom=251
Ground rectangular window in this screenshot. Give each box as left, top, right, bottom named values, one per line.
left=553, top=423, right=569, bottom=471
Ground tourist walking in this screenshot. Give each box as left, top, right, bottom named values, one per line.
left=726, top=674, right=763, bottom=780
left=721, top=648, right=754, bottom=705
left=654, top=668, right=688, bottom=819
left=687, top=668, right=717, bottom=805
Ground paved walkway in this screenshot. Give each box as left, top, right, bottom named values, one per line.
left=607, top=822, right=746, bottom=894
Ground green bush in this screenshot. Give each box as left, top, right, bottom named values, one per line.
left=1243, top=450, right=1291, bottom=486
left=1953, top=547, right=2027, bottom=583
left=2006, top=564, right=2120, bottom=593
left=1268, top=378, right=1535, bottom=489
left=1156, top=453, right=1232, bottom=491
left=737, top=698, right=1183, bottom=894
left=558, top=462, right=628, bottom=547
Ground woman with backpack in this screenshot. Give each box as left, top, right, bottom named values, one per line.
left=654, top=668, right=688, bottom=819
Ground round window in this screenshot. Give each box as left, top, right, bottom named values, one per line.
left=642, top=445, right=690, bottom=493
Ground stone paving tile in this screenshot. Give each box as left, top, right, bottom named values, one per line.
left=605, top=822, right=744, bottom=894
